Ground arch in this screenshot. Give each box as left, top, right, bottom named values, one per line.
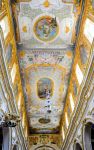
left=74, top=143, right=82, bottom=150
left=30, top=143, right=60, bottom=150
left=2, top=127, right=10, bottom=150
left=83, top=121, right=94, bottom=150
left=0, top=127, right=10, bottom=150
left=35, top=145, right=56, bottom=150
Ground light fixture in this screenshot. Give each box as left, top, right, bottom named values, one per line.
left=0, top=113, right=20, bottom=127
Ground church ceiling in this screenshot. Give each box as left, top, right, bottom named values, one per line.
left=18, top=49, right=73, bottom=133
left=11, top=0, right=81, bottom=134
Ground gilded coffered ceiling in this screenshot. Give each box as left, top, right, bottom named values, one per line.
left=11, top=0, right=81, bottom=134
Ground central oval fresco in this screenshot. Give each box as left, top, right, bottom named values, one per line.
left=33, top=15, right=59, bottom=42
left=37, top=78, right=53, bottom=100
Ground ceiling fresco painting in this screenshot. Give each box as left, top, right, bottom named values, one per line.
left=17, top=0, right=76, bottom=48
left=37, top=78, right=53, bottom=100
left=1, top=0, right=91, bottom=149
left=33, top=15, right=59, bottom=42
left=18, top=50, right=73, bottom=133
left=11, top=0, right=82, bottom=134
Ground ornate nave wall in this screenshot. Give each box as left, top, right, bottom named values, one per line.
left=61, top=0, right=94, bottom=149
left=0, top=0, right=28, bottom=149
left=62, top=50, right=94, bottom=150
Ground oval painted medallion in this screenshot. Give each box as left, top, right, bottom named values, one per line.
left=33, top=16, right=59, bottom=42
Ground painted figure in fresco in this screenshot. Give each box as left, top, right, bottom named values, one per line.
left=42, top=17, right=57, bottom=37
left=37, top=78, right=53, bottom=99
left=35, top=16, right=58, bottom=42
left=45, top=88, right=51, bottom=99
left=43, top=24, right=50, bottom=37
left=40, top=88, right=51, bottom=99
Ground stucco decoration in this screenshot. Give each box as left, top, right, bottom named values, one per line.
left=18, top=16, right=32, bottom=41
left=15, top=0, right=80, bottom=134
left=18, top=50, right=73, bottom=68
left=29, top=0, right=73, bottom=11
left=29, top=134, right=61, bottom=148
left=17, top=1, right=75, bottom=48
left=18, top=49, right=73, bottom=133
left=60, top=16, right=74, bottom=44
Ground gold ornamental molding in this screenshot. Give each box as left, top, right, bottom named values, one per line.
left=61, top=45, right=94, bottom=149
left=60, top=0, right=94, bottom=142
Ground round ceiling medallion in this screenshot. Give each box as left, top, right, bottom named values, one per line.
left=39, top=118, right=50, bottom=124
left=33, top=15, right=59, bottom=42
